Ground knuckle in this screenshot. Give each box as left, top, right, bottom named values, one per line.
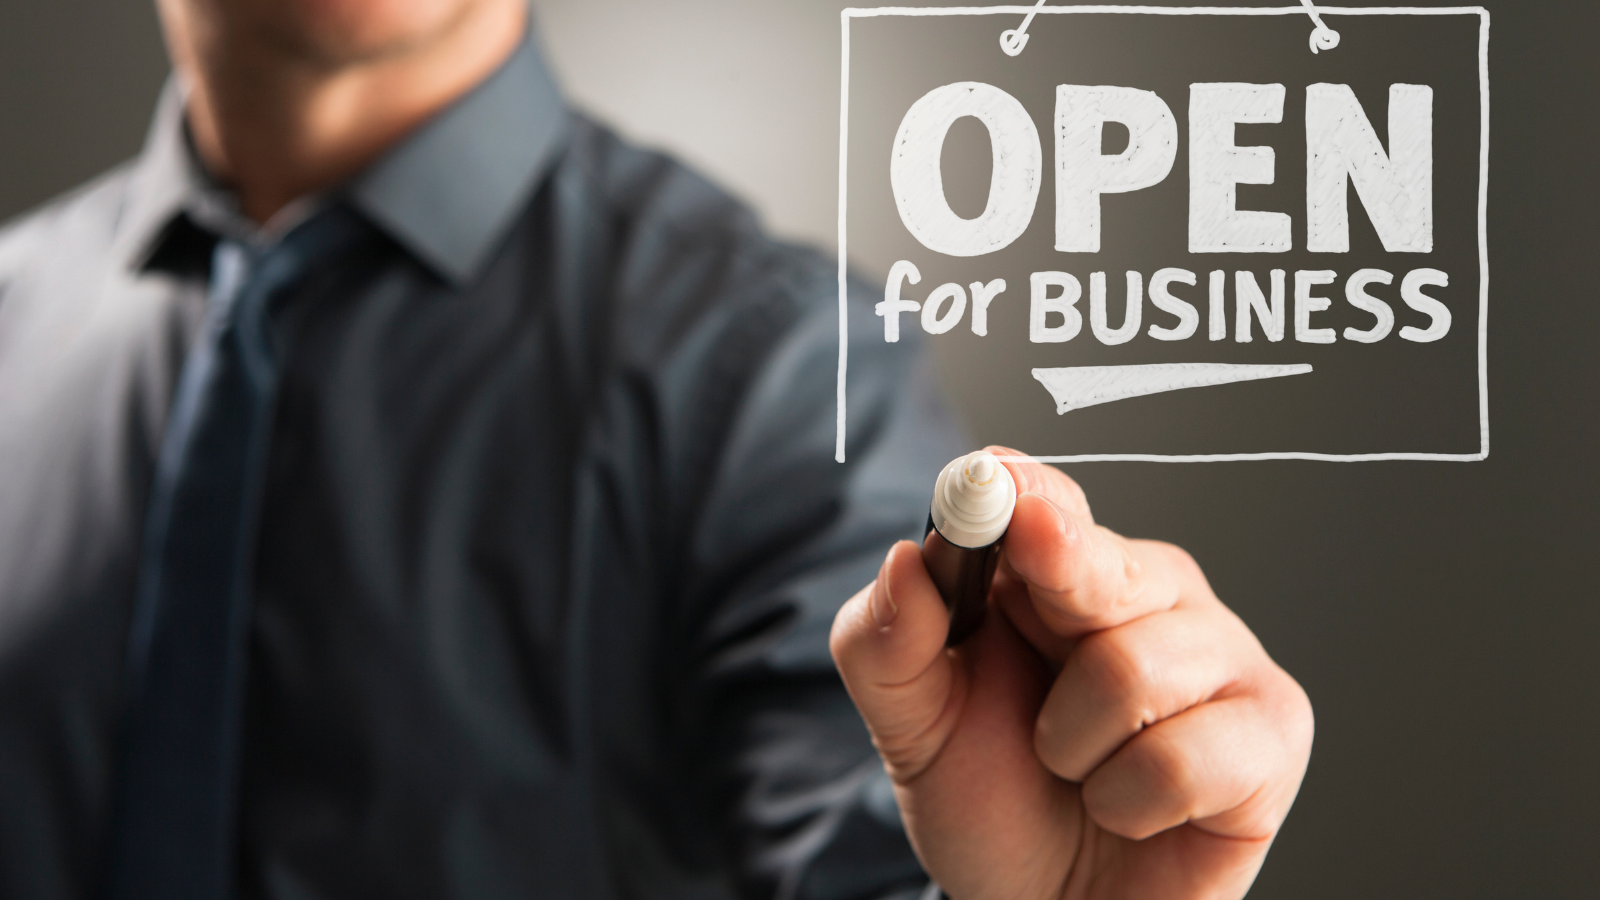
left=1096, top=527, right=1138, bottom=588
left=827, top=584, right=873, bottom=663
left=1279, top=676, right=1316, bottom=757
left=1072, top=630, right=1158, bottom=724
left=1031, top=715, right=1072, bottom=775
left=1134, top=731, right=1202, bottom=805
left=1060, top=475, right=1092, bottom=521
left=1154, top=540, right=1204, bottom=583
left=1250, top=662, right=1314, bottom=751
left=827, top=617, right=847, bottom=664
left=870, top=735, right=933, bottom=781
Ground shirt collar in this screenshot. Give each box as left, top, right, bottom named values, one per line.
left=117, top=31, right=568, bottom=287
left=346, top=34, right=567, bottom=285
left=113, top=78, right=211, bottom=273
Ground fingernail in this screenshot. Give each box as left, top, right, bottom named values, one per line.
left=870, top=550, right=899, bottom=629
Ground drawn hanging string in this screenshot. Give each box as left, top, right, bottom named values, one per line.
left=1000, top=0, right=1341, bottom=57
left=1299, top=0, right=1341, bottom=53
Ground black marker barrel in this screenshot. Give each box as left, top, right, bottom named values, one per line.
left=922, top=451, right=1018, bottom=646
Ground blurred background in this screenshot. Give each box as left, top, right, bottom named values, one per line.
left=1, top=1, right=1595, bottom=897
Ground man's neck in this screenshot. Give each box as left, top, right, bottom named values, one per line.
left=165, top=1, right=527, bottom=224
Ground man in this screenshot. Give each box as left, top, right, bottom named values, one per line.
left=0, top=0, right=1312, bottom=898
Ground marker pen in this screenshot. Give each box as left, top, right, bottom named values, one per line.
left=922, top=450, right=1018, bottom=646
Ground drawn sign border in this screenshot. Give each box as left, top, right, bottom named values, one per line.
left=834, top=5, right=1491, bottom=463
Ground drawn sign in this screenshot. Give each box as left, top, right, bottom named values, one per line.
left=836, top=5, right=1489, bottom=462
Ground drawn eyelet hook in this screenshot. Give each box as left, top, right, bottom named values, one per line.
left=1002, top=0, right=1340, bottom=57
left=1300, top=0, right=1342, bottom=53
left=999, top=0, right=1049, bottom=57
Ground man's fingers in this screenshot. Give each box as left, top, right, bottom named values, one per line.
left=1033, top=605, right=1256, bottom=782
left=1081, top=692, right=1310, bottom=842
left=829, top=540, right=959, bottom=780
left=987, top=445, right=1094, bottom=523
left=989, top=448, right=1202, bottom=639
left=1005, top=501, right=1189, bottom=637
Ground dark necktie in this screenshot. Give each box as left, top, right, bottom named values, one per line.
left=106, top=207, right=363, bottom=900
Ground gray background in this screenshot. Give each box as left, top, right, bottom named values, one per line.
left=1, top=1, right=1594, bottom=898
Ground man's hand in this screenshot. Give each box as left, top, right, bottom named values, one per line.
left=830, top=448, right=1313, bottom=900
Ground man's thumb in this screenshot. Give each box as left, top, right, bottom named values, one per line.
left=830, top=540, right=959, bottom=780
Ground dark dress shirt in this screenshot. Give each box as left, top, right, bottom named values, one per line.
left=0, top=34, right=961, bottom=900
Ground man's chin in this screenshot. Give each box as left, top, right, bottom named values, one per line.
left=243, top=0, right=488, bottom=68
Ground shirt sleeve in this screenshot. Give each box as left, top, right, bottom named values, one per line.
left=670, top=256, right=963, bottom=900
